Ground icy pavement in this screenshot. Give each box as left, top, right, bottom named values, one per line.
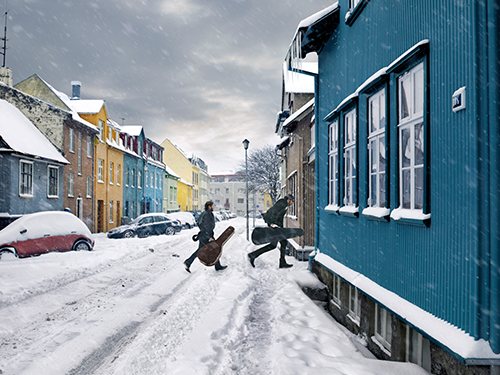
left=0, top=217, right=429, bottom=374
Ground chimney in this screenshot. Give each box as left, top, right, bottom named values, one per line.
left=71, top=81, right=81, bottom=100
left=0, top=67, right=13, bottom=86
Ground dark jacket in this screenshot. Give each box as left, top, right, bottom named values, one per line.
left=263, top=198, right=289, bottom=228
left=197, top=209, right=215, bottom=239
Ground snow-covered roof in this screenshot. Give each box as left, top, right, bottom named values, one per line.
left=120, top=125, right=143, bottom=137
left=69, top=99, right=105, bottom=115
left=283, top=98, right=315, bottom=129
left=0, top=100, right=69, bottom=164
left=283, top=61, right=316, bottom=94
left=164, top=164, right=180, bottom=179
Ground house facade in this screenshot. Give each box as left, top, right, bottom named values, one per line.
left=143, top=137, right=165, bottom=214
left=0, top=99, right=68, bottom=218
left=287, top=0, right=500, bottom=373
left=5, top=73, right=97, bottom=230
left=163, top=165, right=180, bottom=213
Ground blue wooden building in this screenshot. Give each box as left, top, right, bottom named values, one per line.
left=286, top=0, right=499, bottom=372
left=0, top=100, right=69, bottom=218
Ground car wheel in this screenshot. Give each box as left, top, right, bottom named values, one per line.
left=123, top=230, right=135, bottom=238
left=165, top=227, right=175, bottom=236
left=0, top=248, right=17, bottom=261
left=73, top=240, right=92, bottom=251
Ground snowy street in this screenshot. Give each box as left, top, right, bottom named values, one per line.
left=0, top=218, right=429, bottom=375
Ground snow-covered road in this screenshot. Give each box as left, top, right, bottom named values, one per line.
left=0, top=218, right=429, bottom=375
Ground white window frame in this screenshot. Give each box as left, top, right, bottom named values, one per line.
left=109, top=162, right=114, bottom=185
left=117, top=164, right=121, bottom=186
left=375, top=305, right=392, bottom=352
left=343, top=109, right=357, bottom=207
left=146, top=170, right=149, bottom=187
left=397, top=62, right=425, bottom=211
left=138, top=170, right=142, bottom=189
left=328, top=120, right=339, bottom=209
left=348, top=285, right=361, bottom=325
left=98, top=159, right=104, bottom=183
left=68, top=172, right=74, bottom=197
left=109, top=201, right=113, bottom=223
left=125, top=166, right=129, bottom=187
left=349, top=0, right=361, bottom=10
left=368, top=89, right=387, bottom=208
left=98, top=120, right=104, bottom=141
left=69, top=128, right=75, bottom=153
left=86, top=176, right=92, bottom=198
left=406, top=326, right=431, bottom=372
left=19, top=160, right=33, bottom=197
left=87, top=135, right=92, bottom=158
left=47, top=165, right=59, bottom=198
left=131, top=169, right=135, bottom=188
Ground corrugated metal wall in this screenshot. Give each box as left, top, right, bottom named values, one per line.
left=316, top=0, right=486, bottom=340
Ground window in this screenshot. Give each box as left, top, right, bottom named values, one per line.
left=98, top=159, right=104, bottom=182
left=150, top=171, right=153, bottom=187
left=215, top=188, right=220, bottom=195
left=69, top=128, right=75, bottom=153
left=287, top=172, right=297, bottom=217
left=238, top=198, right=244, bottom=204
left=109, top=162, right=114, bottom=185
left=226, top=188, right=229, bottom=194
left=343, top=109, right=357, bottom=207
left=131, top=169, right=135, bottom=188
left=48, top=166, right=59, bottom=198
left=328, top=120, right=339, bottom=208
left=87, top=135, right=92, bottom=158
left=349, top=0, right=361, bottom=9
left=138, top=170, right=142, bottom=189
left=398, top=62, right=424, bottom=211
left=375, top=305, right=392, bottom=351
left=368, top=89, right=387, bottom=208
left=109, top=201, right=113, bottom=223
left=108, top=127, right=112, bottom=142
left=98, top=120, right=104, bottom=141
left=117, top=164, right=121, bottom=185
left=125, top=167, right=129, bottom=187
left=78, top=132, right=82, bottom=175
left=332, top=274, right=341, bottom=306
left=146, top=171, right=149, bottom=187
left=406, top=327, right=431, bottom=372
left=68, top=173, right=74, bottom=197
left=348, top=285, right=361, bottom=325
left=19, top=160, right=33, bottom=197
left=86, top=176, right=91, bottom=198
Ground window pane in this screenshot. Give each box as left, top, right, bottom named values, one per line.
left=402, top=128, right=411, bottom=168
left=386, top=312, right=392, bottom=343
left=376, top=306, right=383, bottom=335
left=379, top=173, right=386, bottom=207
left=371, top=174, right=377, bottom=206
left=379, top=136, right=386, bottom=172
left=400, top=78, right=410, bottom=120
left=403, top=169, right=411, bottom=209
left=415, top=166, right=424, bottom=210
left=345, top=151, right=351, bottom=178
left=379, top=92, right=386, bottom=130
left=414, top=68, right=424, bottom=114
left=414, top=122, right=424, bottom=166
left=371, top=99, right=379, bottom=133
left=371, top=140, right=377, bottom=173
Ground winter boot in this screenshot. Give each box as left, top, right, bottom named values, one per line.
left=279, top=259, right=293, bottom=269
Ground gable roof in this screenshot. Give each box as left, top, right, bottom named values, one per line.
left=0, top=100, right=69, bottom=164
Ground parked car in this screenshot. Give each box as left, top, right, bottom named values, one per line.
left=214, top=212, right=225, bottom=222
left=167, top=212, right=196, bottom=229
left=0, top=211, right=94, bottom=260
left=107, top=213, right=181, bottom=239
left=188, top=210, right=202, bottom=223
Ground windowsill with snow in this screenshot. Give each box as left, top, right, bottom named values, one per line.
left=324, top=204, right=340, bottom=215
left=339, top=205, right=359, bottom=218
left=390, top=208, right=431, bottom=227
left=362, top=207, right=390, bottom=222
left=313, top=251, right=500, bottom=364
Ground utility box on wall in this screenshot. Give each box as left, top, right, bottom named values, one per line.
left=452, top=86, right=466, bottom=112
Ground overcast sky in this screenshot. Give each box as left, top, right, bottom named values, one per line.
left=7, top=0, right=332, bottom=173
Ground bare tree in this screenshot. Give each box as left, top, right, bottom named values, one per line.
left=237, top=144, right=281, bottom=204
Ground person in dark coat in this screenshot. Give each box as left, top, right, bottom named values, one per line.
left=247, top=194, right=294, bottom=269
left=184, top=201, right=227, bottom=273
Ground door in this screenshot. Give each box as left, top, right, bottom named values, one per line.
left=97, top=200, right=104, bottom=233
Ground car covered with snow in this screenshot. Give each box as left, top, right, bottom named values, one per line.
left=107, top=213, right=181, bottom=239
left=166, top=212, right=196, bottom=229
left=0, top=211, right=94, bottom=260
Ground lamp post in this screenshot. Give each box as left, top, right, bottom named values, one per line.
left=242, top=139, right=250, bottom=240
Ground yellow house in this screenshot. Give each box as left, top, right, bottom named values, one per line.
left=161, top=138, right=196, bottom=211
left=71, top=99, right=124, bottom=233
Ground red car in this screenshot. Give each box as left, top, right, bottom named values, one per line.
left=0, top=211, right=94, bottom=260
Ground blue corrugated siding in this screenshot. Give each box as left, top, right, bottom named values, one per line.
left=316, top=0, right=484, bottom=339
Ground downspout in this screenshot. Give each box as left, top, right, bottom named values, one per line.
left=487, top=0, right=500, bottom=355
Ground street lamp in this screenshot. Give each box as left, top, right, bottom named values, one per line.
left=242, top=139, right=250, bottom=240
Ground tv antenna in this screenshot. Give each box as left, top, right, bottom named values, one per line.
left=0, top=2, right=9, bottom=68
